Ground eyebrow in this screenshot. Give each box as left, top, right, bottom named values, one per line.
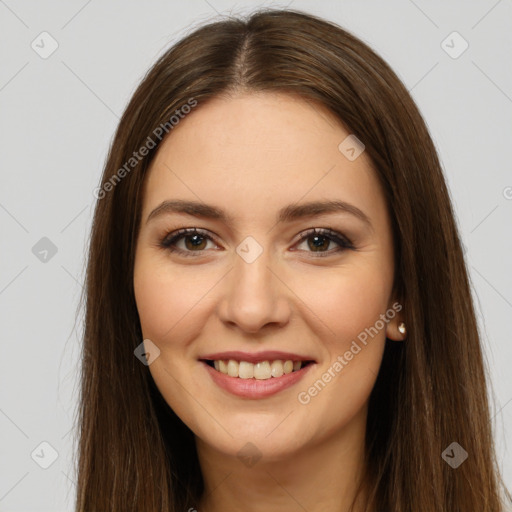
left=146, top=199, right=373, bottom=231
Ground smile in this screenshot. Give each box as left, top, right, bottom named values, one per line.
left=200, top=357, right=316, bottom=399
left=204, top=359, right=315, bottom=380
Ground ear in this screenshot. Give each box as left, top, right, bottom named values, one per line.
left=385, top=297, right=406, bottom=341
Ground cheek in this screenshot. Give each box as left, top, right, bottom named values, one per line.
left=133, top=257, right=211, bottom=342
left=291, top=258, right=392, bottom=413
left=294, top=262, right=392, bottom=344
left=133, top=258, right=209, bottom=426
left=292, top=262, right=392, bottom=424
left=133, top=270, right=175, bottom=340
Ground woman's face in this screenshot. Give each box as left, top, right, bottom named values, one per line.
left=133, top=92, right=403, bottom=460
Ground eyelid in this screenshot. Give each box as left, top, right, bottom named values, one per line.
left=293, top=227, right=355, bottom=256
left=295, top=227, right=353, bottom=246
left=159, top=226, right=354, bottom=257
left=159, top=228, right=220, bottom=255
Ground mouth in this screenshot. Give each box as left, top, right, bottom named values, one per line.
left=198, top=352, right=317, bottom=399
left=198, top=350, right=317, bottom=399
left=200, top=358, right=315, bottom=380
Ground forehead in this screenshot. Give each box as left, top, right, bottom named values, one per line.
left=142, top=92, right=386, bottom=226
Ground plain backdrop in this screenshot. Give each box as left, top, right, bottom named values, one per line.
left=0, top=1, right=511, bottom=510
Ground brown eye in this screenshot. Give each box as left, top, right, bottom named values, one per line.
left=160, top=227, right=354, bottom=258
left=182, top=233, right=208, bottom=251
left=160, top=228, right=217, bottom=256
left=294, top=228, right=354, bottom=257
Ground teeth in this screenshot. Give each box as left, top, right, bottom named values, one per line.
left=270, top=360, right=284, bottom=378
left=238, top=361, right=254, bottom=379
left=210, top=359, right=307, bottom=379
left=254, top=361, right=271, bottom=380
left=227, top=359, right=239, bottom=377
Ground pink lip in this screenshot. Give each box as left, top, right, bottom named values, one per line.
left=199, top=350, right=315, bottom=364
left=200, top=360, right=315, bottom=399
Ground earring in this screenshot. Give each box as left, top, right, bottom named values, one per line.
left=398, top=322, right=407, bottom=336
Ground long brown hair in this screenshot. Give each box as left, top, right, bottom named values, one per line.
left=74, top=8, right=511, bottom=511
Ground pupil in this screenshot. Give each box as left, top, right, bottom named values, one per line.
left=186, top=234, right=206, bottom=250
left=309, top=235, right=328, bottom=251
left=183, top=234, right=330, bottom=252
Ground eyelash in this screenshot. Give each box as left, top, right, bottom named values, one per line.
left=159, top=227, right=355, bottom=258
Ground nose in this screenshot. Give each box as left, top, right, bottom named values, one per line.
left=217, top=247, right=291, bottom=334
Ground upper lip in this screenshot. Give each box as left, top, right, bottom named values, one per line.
left=199, top=350, right=316, bottom=364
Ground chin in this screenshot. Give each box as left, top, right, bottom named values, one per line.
left=204, top=434, right=305, bottom=464
left=193, top=415, right=314, bottom=464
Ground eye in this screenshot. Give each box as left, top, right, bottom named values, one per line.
left=159, top=228, right=218, bottom=257
left=159, top=227, right=355, bottom=258
left=293, top=228, right=354, bottom=257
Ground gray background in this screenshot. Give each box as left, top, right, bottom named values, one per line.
left=1, top=0, right=511, bottom=510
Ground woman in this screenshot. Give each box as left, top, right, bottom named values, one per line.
left=76, top=8, right=511, bottom=511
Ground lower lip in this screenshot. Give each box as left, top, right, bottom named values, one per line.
left=201, top=361, right=315, bottom=399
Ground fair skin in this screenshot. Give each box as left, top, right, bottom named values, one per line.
left=133, top=92, right=405, bottom=512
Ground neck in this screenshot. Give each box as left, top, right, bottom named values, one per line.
left=195, top=406, right=370, bottom=512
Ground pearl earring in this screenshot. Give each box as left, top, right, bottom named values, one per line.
left=398, top=322, right=407, bottom=336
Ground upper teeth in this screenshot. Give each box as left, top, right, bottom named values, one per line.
left=213, top=359, right=303, bottom=379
